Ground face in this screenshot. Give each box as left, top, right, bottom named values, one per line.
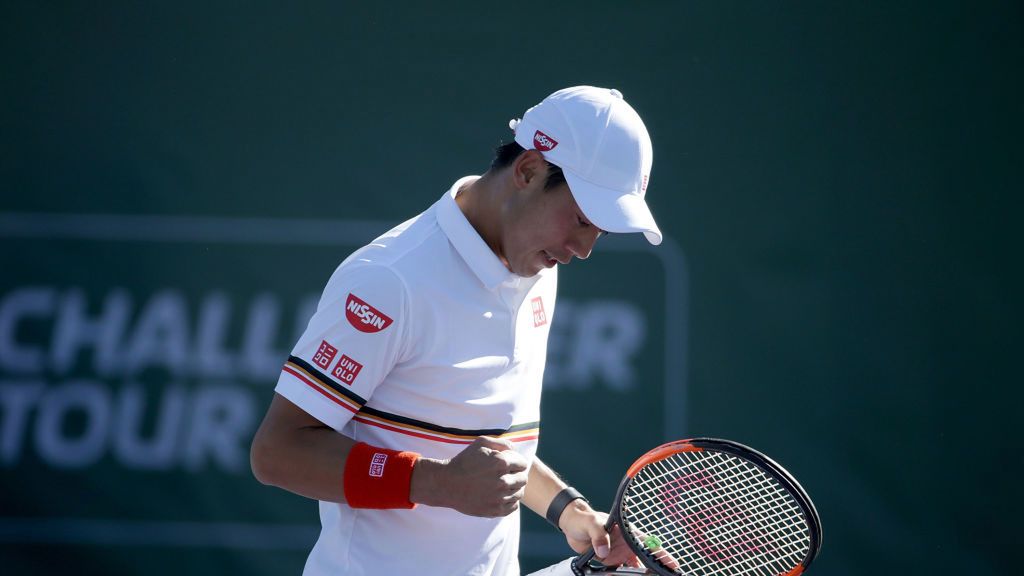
left=499, top=176, right=604, bottom=277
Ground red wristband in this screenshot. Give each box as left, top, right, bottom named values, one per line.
left=343, top=442, right=420, bottom=509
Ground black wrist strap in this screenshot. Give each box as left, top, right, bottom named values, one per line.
left=545, top=486, right=587, bottom=531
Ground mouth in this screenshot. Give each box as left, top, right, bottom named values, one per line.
left=541, top=251, right=558, bottom=268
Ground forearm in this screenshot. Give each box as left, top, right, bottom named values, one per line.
left=251, top=394, right=528, bottom=515
left=524, top=456, right=577, bottom=520
left=525, top=456, right=620, bottom=560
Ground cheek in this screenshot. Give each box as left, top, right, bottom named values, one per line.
left=521, top=225, right=558, bottom=252
left=509, top=214, right=546, bottom=246
left=505, top=199, right=571, bottom=255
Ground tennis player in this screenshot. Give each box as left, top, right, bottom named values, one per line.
left=250, top=85, right=662, bottom=575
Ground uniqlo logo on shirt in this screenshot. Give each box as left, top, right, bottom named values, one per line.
left=332, top=354, right=363, bottom=385
left=312, top=340, right=338, bottom=369
left=369, top=453, right=387, bottom=477
left=531, top=297, right=547, bottom=327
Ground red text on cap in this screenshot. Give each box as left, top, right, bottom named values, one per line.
left=345, top=294, right=393, bottom=333
left=533, top=130, right=558, bottom=152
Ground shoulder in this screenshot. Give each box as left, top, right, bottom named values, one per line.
left=340, top=206, right=450, bottom=274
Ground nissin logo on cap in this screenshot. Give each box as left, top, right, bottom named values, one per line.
left=533, top=130, right=558, bottom=151
left=345, top=294, right=393, bottom=333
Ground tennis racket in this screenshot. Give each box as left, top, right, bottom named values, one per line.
left=570, top=438, right=822, bottom=576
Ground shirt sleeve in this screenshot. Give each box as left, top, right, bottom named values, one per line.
left=274, top=262, right=410, bottom=432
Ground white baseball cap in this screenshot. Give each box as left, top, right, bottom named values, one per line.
left=510, top=85, right=662, bottom=245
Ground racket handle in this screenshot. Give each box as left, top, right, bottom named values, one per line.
left=523, top=557, right=576, bottom=576
left=570, top=549, right=597, bottom=575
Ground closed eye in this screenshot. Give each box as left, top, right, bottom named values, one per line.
left=578, top=213, right=607, bottom=237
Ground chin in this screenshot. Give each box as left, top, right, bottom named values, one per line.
left=513, top=262, right=543, bottom=278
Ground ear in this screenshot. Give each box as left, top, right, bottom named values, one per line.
left=511, top=149, right=548, bottom=190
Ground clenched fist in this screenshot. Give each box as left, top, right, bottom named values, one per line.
left=410, top=437, right=530, bottom=517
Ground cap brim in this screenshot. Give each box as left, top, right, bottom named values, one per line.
left=563, top=171, right=663, bottom=246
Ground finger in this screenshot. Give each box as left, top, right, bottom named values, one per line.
left=601, top=524, right=640, bottom=567
left=494, top=449, right=530, bottom=472
left=501, top=481, right=526, bottom=498
left=501, top=499, right=520, bottom=515
left=600, top=543, right=639, bottom=567
left=502, top=470, right=529, bottom=491
left=627, top=525, right=680, bottom=571
left=475, top=436, right=514, bottom=451
left=590, top=528, right=611, bottom=560
left=502, top=483, right=527, bottom=502
left=652, top=547, right=681, bottom=571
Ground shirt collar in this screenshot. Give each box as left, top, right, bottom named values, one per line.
left=436, top=176, right=518, bottom=290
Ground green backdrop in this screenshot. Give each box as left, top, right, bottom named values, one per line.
left=1, top=2, right=1020, bottom=575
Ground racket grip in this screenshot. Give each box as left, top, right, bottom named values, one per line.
left=523, top=557, right=576, bottom=576
left=570, top=549, right=597, bottom=575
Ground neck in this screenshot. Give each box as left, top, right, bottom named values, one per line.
left=455, top=170, right=510, bottom=268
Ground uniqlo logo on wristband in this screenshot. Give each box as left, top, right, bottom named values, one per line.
left=312, top=340, right=337, bottom=369
left=332, top=354, right=363, bottom=385
left=369, top=453, right=387, bottom=477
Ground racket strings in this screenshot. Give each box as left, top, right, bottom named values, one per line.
left=631, top=455, right=806, bottom=576
left=628, top=465, right=802, bottom=576
left=628, top=454, right=806, bottom=576
left=623, top=451, right=811, bottom=576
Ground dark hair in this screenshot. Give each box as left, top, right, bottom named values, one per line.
left=491, top=141, right=567, bottom=191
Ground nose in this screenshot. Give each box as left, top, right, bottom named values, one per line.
left=568, top=244, right=591, bottom=261
left=567, top=230, right=600, bottom=261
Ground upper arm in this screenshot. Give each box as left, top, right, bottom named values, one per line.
left=273, top=263, right=411, bottom=433
left=256, top=392, right=328, bottom=439
left=250, top=392, right=360, bottom=500
left=250, top=393, right=327, bottom=481
left=251, top=263, right=409, bottom=497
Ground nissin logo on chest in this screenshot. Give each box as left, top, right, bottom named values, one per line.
left=345, top=293, right=393, bottom=333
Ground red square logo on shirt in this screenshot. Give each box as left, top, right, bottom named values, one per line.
left=332, top=354, right=363, bottom=385
left=312, top=340, right=338, bottom=369
left=531, top=297, right=547, bottom=327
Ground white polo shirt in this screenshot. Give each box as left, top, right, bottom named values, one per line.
left=275, top=176, right=558, bottom=576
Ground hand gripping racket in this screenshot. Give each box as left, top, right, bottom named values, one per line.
left=570, top=438, right=822, bottom=576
